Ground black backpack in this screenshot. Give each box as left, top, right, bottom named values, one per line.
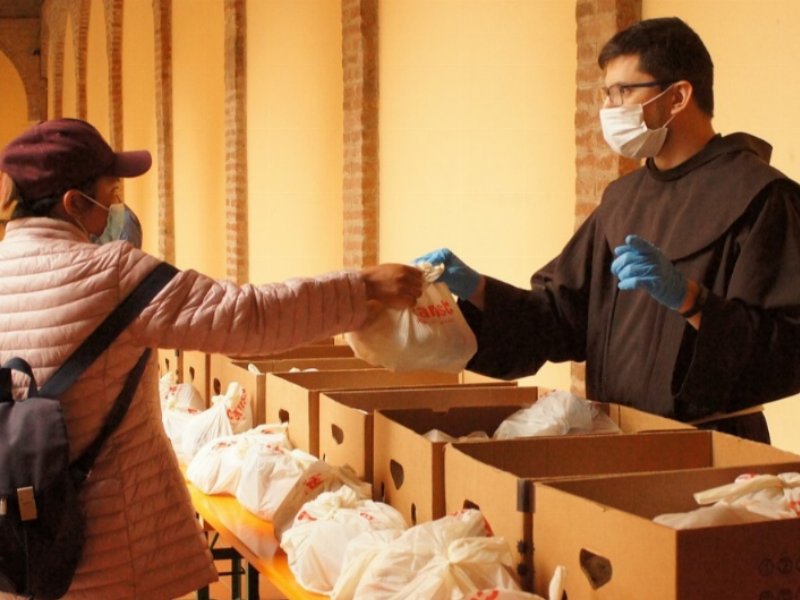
left=0, top=262, right=178, bottom=600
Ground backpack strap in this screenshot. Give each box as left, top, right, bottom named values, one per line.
left=69, top=347, right=152, bottom=485
left=38, top=262, right=179, bottom=485
left=39, top=262, right=178, bottom=398
left=0, top=358, right=38, bottom=402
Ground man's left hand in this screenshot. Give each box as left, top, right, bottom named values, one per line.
left=610, top=234, right=687, bottom=310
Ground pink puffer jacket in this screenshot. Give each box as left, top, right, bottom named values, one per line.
left=0, top=218, right=370, bottom=599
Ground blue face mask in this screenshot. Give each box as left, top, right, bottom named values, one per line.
left=79, top=192, right=142, bottom=248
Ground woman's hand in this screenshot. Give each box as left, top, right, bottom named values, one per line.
left=360, top=263, right=424, bottom=309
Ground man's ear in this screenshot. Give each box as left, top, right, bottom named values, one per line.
left=670, top=80, right=693, bottom=114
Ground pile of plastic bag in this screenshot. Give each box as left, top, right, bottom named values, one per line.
left=654, top=472, right=800, bottom=529
left=161, top=378, right=253, bottom=464
left=185, top=420, right=376, bottom=530
left=280, top=502, right=564, bottom=600
left=421, top=390, right=621, bottom=443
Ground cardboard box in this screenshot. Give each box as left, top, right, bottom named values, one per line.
left=444, top=430, right=800, bottom=590
left=533, top=461, right=800, bottom=599
left=181, top=350, right=210, bottom=406
left=375, top=402, right=690, bottom=529
left=157, top=348, right=181, bottom=381
left=200, top=345, right=359, bottom=423
left=265, top=369, right=460, bottom=454
left=209, top=344, right=356, bottom=392
left=373, top=404, right=538, bottom=525
left=215, top=356, right=380, bottom=424
left=319, top=384, right=531, bottom=482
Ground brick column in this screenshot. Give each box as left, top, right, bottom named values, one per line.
left=341, top=0, right=379, bottom=269
left=153, top=0, right=175, bottom=264
left=42, top=0, right=68, bottom=119
left=68, top=0, right=89, bottom=119
left=224, top=0, right=248, bottom=284
left=103, top=0, right=123, bottom=150
left=572, top=0, right=641, bottom=397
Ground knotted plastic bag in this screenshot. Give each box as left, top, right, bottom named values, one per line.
left=342, top=509, right=519, bottom=599
left=345, top=264, right=477, bottom=373
left=280, top=485, right=408, bottom=594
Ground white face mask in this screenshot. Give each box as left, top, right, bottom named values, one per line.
left=599, top=87, right=675, bottom=159
left=78, top=192, right=127, bottom=244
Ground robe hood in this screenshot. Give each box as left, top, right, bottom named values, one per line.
left=599, top=132, right=788, bottom=260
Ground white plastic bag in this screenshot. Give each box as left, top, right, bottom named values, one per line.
left=424, top=429, right=491, bottom=443
left=235, top=445, right=318, bottom=520
left=186, top=434, right=252, bottom=495
left=331, top=529, right=405, bottom=600
left=654, top=472, right=800, bottom=528
left=347, top=509, right=519, bottom=599
left=345, top=265, right=477, bottom=373
left=280, top=486, right=408, bottom=594
left=179, top=399, right=234, bottom=462
left=186, top=424, right=291, bottom=495
left=217, top=381, right=253, bottom=434
left=159, top=370, right=176, bottom=408
left=492, top=390, right=595, bottom=439
left=272, top=461, right=373, bottom=541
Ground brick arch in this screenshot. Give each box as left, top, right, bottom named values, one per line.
left=0, top=21, right=46, bottom=121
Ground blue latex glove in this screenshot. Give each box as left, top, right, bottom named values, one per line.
left=414, top=248, right=480, bottom=299
left=610, top=234, right=687, bottom=310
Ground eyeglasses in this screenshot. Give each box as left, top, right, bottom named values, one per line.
left=599, top=81, right=674, bottom=107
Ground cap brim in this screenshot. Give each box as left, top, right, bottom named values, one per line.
left=110, top=150, right=152, bottom=178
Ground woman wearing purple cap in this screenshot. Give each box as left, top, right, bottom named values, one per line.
left=0, top=118, right=423, bottom=599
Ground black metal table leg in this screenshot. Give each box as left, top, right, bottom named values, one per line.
left=247, top=563, right=260, bottom=600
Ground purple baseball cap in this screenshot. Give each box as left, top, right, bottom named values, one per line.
left=0, top=118, right=152, bottom=200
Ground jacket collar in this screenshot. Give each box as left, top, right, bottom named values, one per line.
left=4, top=217, right=90, bottom=243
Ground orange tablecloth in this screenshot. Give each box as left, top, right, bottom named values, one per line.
left=186, top=481, right=327, bottom=600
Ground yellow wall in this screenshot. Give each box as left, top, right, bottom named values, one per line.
left=0, top=51, right=28, bottom=149
left=121, top=0, right=159, bottom=257
left=246, top=0, right=344, bottom=284
left=172, top=0, right=226, bottom=278
left=379, top=0, right=576, bottom=391
left=642, top=0, right=800, bottom=462
left=0, top=51, right=27, bottom=236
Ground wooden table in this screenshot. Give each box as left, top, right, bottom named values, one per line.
left=186, top=481, right=327, bottom=600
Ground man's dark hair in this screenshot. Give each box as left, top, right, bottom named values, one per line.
left=598, top=17, right=714, bottom=116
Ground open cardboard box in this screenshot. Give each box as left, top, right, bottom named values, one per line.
left=157, top=348, right=181, bottom=381
left=319, top=384, right=530, bottom=482
left=375, top=401, right=691, bottom=530
left=213, top=356, right=379, bottom=425
left=533, top=461, right=800, bottom=599
left=444, top=430, right=800, bottom=590
left=181, top=350, right=210, bottom=406
left=374, top=404, right=530, bottom=525
left=265, top=369, right=460, bottom=454
left=208, top=343, right=356, bottom=395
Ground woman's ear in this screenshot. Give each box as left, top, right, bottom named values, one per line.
left=61, top=189, right=89, bottom=218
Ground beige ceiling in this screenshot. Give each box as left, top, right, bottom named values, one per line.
left=0, top=0, right=43, bottom=19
